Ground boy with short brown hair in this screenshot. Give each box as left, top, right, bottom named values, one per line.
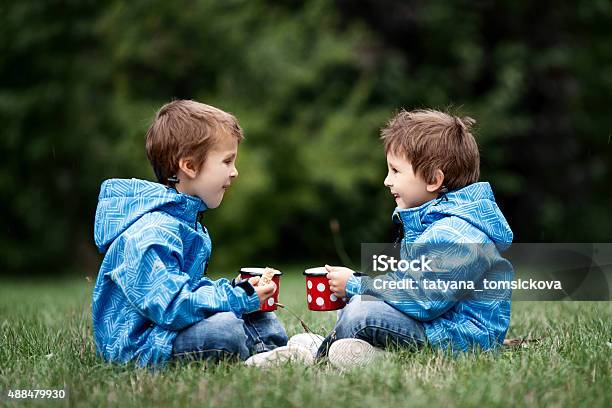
left=381, top=109, right=479, bottom=191
left=92, top=100, right=287, bottom=367
left=321, top=109, right=514, bottom=367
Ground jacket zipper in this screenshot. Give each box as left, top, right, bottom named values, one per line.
left=394, top=217, right=404, bottom=249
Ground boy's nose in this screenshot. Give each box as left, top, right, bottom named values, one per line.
left=230, top=167, right=238, bottom=178
left=384, top=174, right=392, bottom=187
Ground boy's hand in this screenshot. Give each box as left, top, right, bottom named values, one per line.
left=325, top=264, right=354, bottom=298
left=249, top=276, right=277, bottom=304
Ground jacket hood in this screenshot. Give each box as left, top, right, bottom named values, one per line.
left=94, top=178, right=207, bottom=253
left=392, top=182, right=513, bottom=251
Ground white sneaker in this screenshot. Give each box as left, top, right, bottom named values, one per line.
left=287, top=333, right=325, bottom=358
left=327, top=338, right=388, bottom=368
left=244, top=345, right=314, bottom=367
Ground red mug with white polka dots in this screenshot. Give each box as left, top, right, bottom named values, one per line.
left=303, top=267, right=347, bottom=311
left=240, top=267, right=282, bottom=312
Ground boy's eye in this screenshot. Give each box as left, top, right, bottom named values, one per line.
left=391, top=167, right=398, bottom=173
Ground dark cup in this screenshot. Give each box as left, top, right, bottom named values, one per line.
left=303, top=267, right=347, bottom=311
left=239, top=267, right=282, bottom=312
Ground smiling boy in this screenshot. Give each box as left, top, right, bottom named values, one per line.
left=92, top=100, right=287, bottom=367
left=321, top=109, right=514, bottom=367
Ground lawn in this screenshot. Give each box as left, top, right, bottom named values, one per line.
left=1, top=270, right=610, bottom=407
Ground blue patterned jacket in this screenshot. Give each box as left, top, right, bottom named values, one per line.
left=346, top=182, right=514, bottom=352
left=92, top=178, right=260, bottom=366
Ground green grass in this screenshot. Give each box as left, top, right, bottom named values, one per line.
left=1, top=270, right=611, bottom=407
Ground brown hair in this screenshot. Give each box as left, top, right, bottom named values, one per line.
left=145, top=100, right=244, bottom=185
left=381, top=109, right=480, bottom=190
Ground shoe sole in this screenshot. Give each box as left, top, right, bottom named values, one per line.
left=328, top=338, right=385, bottom=368
left=245, top=345, right=314, bottom=367
left=287, top=333, right=324, bottom=356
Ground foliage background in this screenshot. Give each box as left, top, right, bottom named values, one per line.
left=1, top=0, right=610, bottom=276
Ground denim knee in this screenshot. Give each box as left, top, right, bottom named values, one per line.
left=256, top=312, right=288, bottom=346
left=173, top=312, right=249, bottom=361
left=332, top=295, right=427, bottom=349
left=334, top=296, right=371, bottom=339
left=205, top=313, right=249, bottom=358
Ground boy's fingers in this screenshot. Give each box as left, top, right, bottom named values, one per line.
left=263, top=281, right=276, bottom=295
left=248, top=276, right=260, bottom=286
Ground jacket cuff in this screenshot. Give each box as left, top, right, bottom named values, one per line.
left=235, top=279, right=255, bottom=296
left=345, top=275, right=362, bottom=298
left=232, top=285, right=261, bottom=315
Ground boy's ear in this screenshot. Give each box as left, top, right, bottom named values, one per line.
left=426, top=169, right=445, bottom=193
left=177, top=157, right=198, bottom=179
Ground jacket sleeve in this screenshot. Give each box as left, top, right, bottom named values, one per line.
left=348, top=223, right=495, bottom=321
left=110, top=227, right=260, bottom=330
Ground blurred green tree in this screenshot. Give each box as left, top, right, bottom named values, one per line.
left=1, top=0, right=610, bottom=276
left=0, top=1, right=119, bottom=272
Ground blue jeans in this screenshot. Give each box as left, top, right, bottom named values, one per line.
left=317, top=295, right=427, bottom=357
left=172, top=311, right=288, bottom=362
